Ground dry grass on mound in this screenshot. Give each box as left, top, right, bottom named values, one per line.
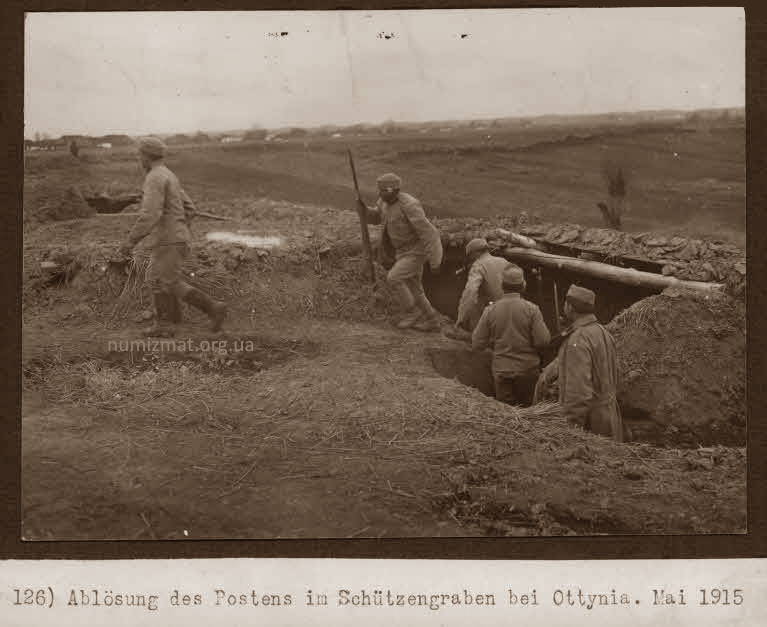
left=606, top=286, right=746, bottom=446
left=24, top=184, right=95, bottom=224
left=24, top=323, right=746, bottom=537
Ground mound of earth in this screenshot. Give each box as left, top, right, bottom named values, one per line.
left=607, top=287, right=746, bottom=446
left=536, top=285, right=745, bottom=447
left=431, top=216, right=746, bottom=297
left=24, top=198, right=746, bottom=451
left=24, top=183, right=95, bottom=224
left=21, top=200, right=397, bottom=327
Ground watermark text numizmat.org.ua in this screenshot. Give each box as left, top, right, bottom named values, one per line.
left=108, top=338, right=256, bottom=355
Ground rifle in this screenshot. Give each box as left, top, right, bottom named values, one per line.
left=347, top=148, right=376, bottom=283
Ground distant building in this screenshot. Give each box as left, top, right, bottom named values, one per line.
left=243, top=129, right=267, bottom=141
left=220, top=136, right=244, bottom=143
left=331, top=133, right=342, bottom=138
left=97, top=142, right=112, bottom=149
left=61, top=134, right=92, bottom=147
left=95, top=134, right=133, bottom=146
left=166, top=134, right=191, bottom=145
left=26, top=138, right=66, bottom=151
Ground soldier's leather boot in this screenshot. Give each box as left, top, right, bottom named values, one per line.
left=396, top=309, right=422, bottom=329
left=411, top=295, right=442, bottom=333
left=168, top=295, right=183, bottom=324
left=182, top=287, right=227, bottom=331
left=143, top=293, right=177, bottom=337
left=412, top=312, right=442, bottom=333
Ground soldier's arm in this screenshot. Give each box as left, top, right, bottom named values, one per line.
left=471, top=306, right=492, bottom=352
left=560, top=336, right=593, bottom=427
left=400, top=196, right=442, bottom=268
left=540, top=357, right=558, bottom=383
left=530, top=306, right=552, bottom=350
left=363, top=199, right=383, bottom=225
left=456, top=263, right=483, bottom=326
left=126, top=172, right=165, bottom=246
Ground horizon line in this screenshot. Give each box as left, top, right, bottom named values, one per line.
left=25, top=104, right=745, bottom=142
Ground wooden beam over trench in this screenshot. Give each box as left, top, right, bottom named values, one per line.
left=502, top=246, right=723, bottom=292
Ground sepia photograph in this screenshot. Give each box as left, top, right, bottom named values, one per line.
left=22, top=8, right=746, bottom=540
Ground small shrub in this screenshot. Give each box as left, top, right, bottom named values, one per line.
left=599, top=160, right=630, bottom=230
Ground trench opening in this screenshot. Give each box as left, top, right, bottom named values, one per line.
left=85, top=193, right=141, bottom=214
left=422, top=244, right=659, bottom=361
left=422, top=246, right=671, bottom=445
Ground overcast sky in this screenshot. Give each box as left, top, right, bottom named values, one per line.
left=24, top=8, right=744, bottom=138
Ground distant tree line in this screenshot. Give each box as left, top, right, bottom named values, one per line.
left=24, top=133, right=134, bottom=151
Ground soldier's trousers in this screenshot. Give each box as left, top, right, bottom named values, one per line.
left=493, top=369, right=540, bottom=407
left=146, top=242, right=193, bottom=298
left=387, top=253, right=435, bottom=314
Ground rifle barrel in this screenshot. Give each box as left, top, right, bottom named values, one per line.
left=347, top=148, right=376, bottom=283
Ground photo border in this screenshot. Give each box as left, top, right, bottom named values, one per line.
left=4, top=0, right=764, bottom=560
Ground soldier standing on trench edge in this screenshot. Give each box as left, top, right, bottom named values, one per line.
left=471, top=265, right=551, bottom=406
left=455, top=237, right=519, bottom=332
left=117, top=136, right=227, bottom=337
left=538, top=285, right=623, bottom=442
left=364, top=172, right=444, bottom=332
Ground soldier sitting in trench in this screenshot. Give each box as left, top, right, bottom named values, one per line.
left=537, top=285, right=623, bottom=442
left=454, top=237, right=519, bottom=332
left=471, top=265, right=551, bottom=407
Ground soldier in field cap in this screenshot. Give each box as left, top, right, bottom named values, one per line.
left=364, top=172, right=444, bottom=332
left=117, top=136, right=226, bottom=337
left=455, top=237, right=519, bottom=332
left=538, top=284, right=623, bottom=441
left=471, top=264, right=551, bottom=406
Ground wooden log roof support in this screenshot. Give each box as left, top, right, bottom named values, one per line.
left=502, top=246, right=724, bottom=293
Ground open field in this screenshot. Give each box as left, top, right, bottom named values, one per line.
left=22, top=117, right=746, bottom=539
left=173, top=119, right=745, bottom=245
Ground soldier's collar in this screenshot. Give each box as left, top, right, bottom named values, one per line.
left=570, top=313, right=598, bottom=329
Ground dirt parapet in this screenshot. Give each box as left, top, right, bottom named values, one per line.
left=24, top=183, right=95, bottom=224
left=432, top=216, right=746, bottom=297
left=607, top=287, right=746, bottom=446
left=535, top=285, right=746, bottom=446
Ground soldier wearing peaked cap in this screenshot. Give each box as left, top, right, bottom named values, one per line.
left=455, top=238, right=519, bottom=332
left=364, top=172, right=444, bottom=332
left=472, top=264, right=551, bottom=407
left=117, top=136, right=227, bottom=337
left=538, top=284, right=624, bottom=441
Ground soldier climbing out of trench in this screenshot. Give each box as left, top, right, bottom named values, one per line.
left=471, top=265, right=551, bottom=407
left=364, top=172, right=444, bottom=332
left=117, top=137, right=226, bottom=337
left=537, top=285, right=624, bottom=442
left=454, top=237, right=519, bottom=332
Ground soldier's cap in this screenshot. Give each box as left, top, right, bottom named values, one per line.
left=501, top=264, right=525, bottom=288
left=376, top=172, right=401, bottom=192
left=138, top=136, right=167, bottom=158
left=465, top=238, right=490, bottom=256
left=566, top=284, right=596, bottom=311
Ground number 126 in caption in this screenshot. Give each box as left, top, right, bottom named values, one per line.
left=12, top=588, right=54, bottom=608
